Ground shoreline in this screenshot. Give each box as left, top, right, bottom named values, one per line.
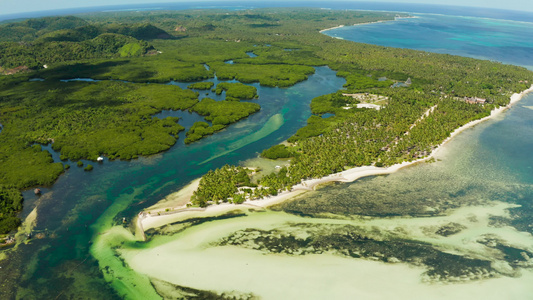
left=319, top=20, right=388, bottom=33
left=137, top=84, right=533, bottom=235
left=319, top=16, right=415, bottom=33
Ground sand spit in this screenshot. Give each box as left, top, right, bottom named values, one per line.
left=319, top=20, right=392, bottom=33
left=138, top=85, right=533, bottom=233
left=145, top=179, right=200, bottom=213
left=319, top=16, right=416, bottom=34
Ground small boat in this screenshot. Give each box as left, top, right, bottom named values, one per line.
left=34, top=188, right=41, bottom=195
left=97, top=156, right=104, bottom=162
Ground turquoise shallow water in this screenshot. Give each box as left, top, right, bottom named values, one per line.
left=325, top=14, right=533, bottom=70
left=3, top=9, right=533, bottom=300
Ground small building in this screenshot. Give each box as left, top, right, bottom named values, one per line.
left=464, top=97, right=486, bottom=104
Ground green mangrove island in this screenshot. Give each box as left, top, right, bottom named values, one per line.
left=1, top=8, right=532, bottom=244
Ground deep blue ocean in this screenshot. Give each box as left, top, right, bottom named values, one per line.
left=2, top=2, right=533, bottom=299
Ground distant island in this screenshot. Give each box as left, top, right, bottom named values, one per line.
left=1, top=8, right=532, bottom=236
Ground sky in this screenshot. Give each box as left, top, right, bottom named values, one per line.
left=0, top=0, right=531, bottom=16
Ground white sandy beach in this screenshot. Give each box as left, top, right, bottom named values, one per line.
left=319, top=20, right=393, bottom=33
left=319, top=24, right=345, bottom=33
left=319, top=16, right=416, bottom=33
left=138, top=85, right=533, bottom=233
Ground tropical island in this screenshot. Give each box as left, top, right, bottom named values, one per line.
left=1, top=8, right=532, bottom=240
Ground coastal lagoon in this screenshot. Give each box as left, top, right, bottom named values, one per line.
left=3, top=5, right=533, bottom=300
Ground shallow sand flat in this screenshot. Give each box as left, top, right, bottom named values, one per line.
left=365, top=202, right=533, bottom=262
left=145, top=179, right=200, bottom=212
left=138, top=200, right=533, bottom=268
left=200, top=113, right=284, bottom=165
left=140, top=204, right=248, bottom=231
left=125, top=208, right=533, bottom=300
left=140, top=189, right=308, bottom=231
left=141, top=251, right=533, bottom=300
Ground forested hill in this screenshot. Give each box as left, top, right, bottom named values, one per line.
left=0, top=16, right=171, bottom=42
left=0, top=16, right=173, bottom=71
left=0, top=16, right=89, bottom=42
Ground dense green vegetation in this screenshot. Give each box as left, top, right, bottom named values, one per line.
left=0, top=186, right=23, bottom=234
left=0, top=16, right=177, bottom=72
left=184, top=97, right=260, bottom=143
left=184, top=121, right=224, bottom=144
left=183, top=82, right=260, bottom=144
left=33, top=58, right=213, bottom=83
left=191, top=165, right=256, bottom=207
left=0, top=80, right=200, bottom=194
left=0, top=80, right=200, bottom=162
left=309, top=92, right=358, bottom=115
left=261, top=144, right=295, bottom=159
left=188, top=82, right=214, bottom=90
left=214, top=82, right=258, bottom=100
left=191, top=98, right=261, bottom=124
left=0, top=16, right=89, bottom=42
left=210, top=62, right=316, bottom=87
left=0, top=33, right=153, bottom=71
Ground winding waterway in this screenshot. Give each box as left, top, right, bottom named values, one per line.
left=0, top=67, right=345, bottom=299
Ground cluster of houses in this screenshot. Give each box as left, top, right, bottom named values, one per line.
left=463, top=97, right=486, bottom=104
